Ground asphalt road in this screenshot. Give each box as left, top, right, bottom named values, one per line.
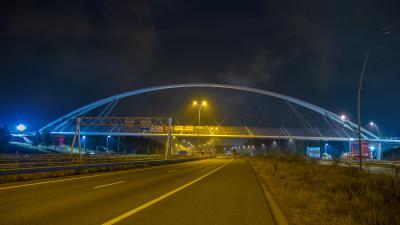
left=0, top=158, right=275, bottom=225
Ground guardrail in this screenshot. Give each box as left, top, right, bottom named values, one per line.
left=0, top=158, right=199, bottom=176
left=318, top=159, right=400, bottom=175
left=0, top=156, right=168, bottom=170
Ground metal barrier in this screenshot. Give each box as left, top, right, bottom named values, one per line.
left=0, top=158, right=199, bottom=175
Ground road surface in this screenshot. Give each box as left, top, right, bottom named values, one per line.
left=0, top=158, right=275, bottom=225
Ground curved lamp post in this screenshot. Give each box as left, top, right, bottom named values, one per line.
left=357, top=28, right=390, bottom=169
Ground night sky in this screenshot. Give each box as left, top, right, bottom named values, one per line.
left=0, top=0, right=399, bottom=135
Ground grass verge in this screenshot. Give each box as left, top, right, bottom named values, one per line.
left=248, top=154, right=400, bottom=225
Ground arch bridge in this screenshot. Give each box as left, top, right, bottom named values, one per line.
left=37, top=84, right=400, bottom=156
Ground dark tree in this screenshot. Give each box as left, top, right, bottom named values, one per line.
left=0, top=124, right=11, bottom=152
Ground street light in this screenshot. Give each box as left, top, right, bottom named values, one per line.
left=107, top=135, right=111, bottom=150
left=192, top=99, right=207, bottom=156
left=288, top=139, right=295, bottom=152
left=16, top=124, right=26, bottom=132
left=82, top=136, right=86, bottom=152
left=261, top=143, right=266, bottom=156
left=192, top=100, right=207, bottom=126
left=357, top=28, right=390, bottom=169
left=369, top=121, right=382, bottom=160
left=272, top=141, right=277, bottom=147
left=369, top=122, right=381, bottom=137
left=340, top=115, right=364, bottom=159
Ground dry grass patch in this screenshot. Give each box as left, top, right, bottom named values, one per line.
left=249, top=155, right=400, bottom=225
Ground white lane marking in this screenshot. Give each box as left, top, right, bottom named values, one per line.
left=94, top=181, right=125, bottom=189
left=168, top=170, right=177, bottom=173
left=0, top=169, right=145, bottom=191
left=101, top=158, right=233, bottom=225
left=0, top=160, right=203, bottom=190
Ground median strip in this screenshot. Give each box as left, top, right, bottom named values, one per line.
left=0, top=168, right=146, bottom=190
left=94, top=181, right=125, bottom=189
left=0, top=159, right=203, bottom=190
left=101, top=158, right=233, bottom=225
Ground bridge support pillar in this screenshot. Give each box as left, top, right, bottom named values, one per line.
left=164, top=117, right=173, bottom=159
left=69, top=118, right=81, bottom=160
left=377, top=142, right=382, bottom=160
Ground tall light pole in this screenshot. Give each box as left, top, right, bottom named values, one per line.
left=357, top=28, right=389, bottom=169
left=324, top=143, right=328, bottom=154
left=369, top=121, right=382, bottom=160
left=82, top=135, right=86, bottom=152
left=107, top=135, right=111, bottom=150
left=272, top=141, right=277, bottom=151
left=192, top=100, right=207, bottom=156
left=289, top=139, right=295, bottom=152
left=340, top=114, right=354, bottom=156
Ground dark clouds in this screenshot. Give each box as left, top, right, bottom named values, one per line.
left=148, top=0, right=399, bottom=90
left=0, top=0, right=400, bottom=134
left=1, top=0, right=157, bottom=93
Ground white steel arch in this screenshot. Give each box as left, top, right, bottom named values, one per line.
left=40, top=83, right=378, bottom=140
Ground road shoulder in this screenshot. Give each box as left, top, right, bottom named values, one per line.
left=247, top=158, right=288, bottom=225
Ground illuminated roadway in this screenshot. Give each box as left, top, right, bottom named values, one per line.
left=0, top=158, right=275, bottom=225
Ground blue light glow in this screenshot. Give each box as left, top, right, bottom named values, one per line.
left=16, top=124, right=26, bottom=132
